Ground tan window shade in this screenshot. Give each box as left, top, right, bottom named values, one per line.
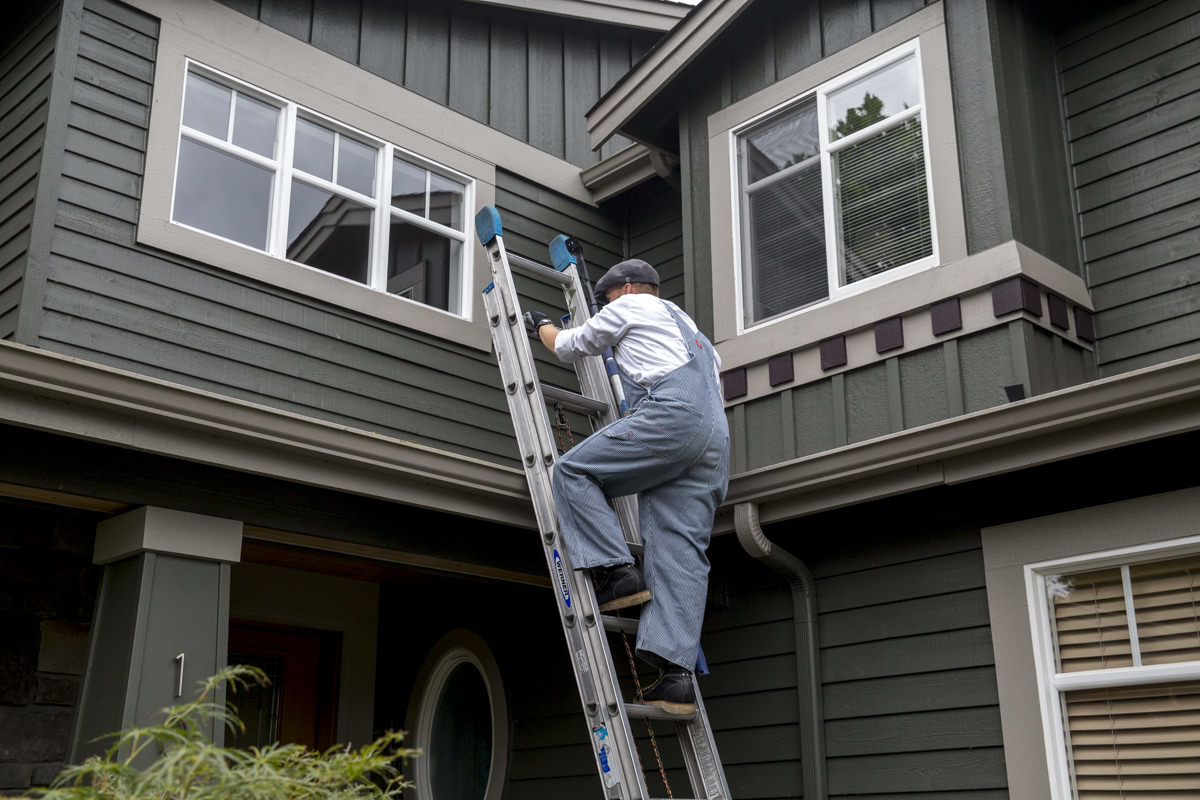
left=1051, top=567, right=1134, bottom=672
left=1064, top=680, right=1200, bottom=798
left=1130, top=555, right=1200, bottom=667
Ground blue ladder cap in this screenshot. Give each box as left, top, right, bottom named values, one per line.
left=475, top=206, right=502, bottom=246
left=482, top=282, right=495, bottom=294
left=548, top=234, right=576, bottom=272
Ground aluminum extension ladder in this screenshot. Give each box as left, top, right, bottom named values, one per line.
left=474, top=206, right=731, bottom=800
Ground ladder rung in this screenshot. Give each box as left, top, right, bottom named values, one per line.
left=508, top=252, right=573, bottom=286
left=625, top=702, right=698, bottom=723
left=601, top=615, right=639, bottom=634
left=541, top=383, right=610, bottom=415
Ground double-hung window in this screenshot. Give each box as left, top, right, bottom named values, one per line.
left=172, top=64, right=470, bottom=316
left=735, top=39, right=936, bottom=327
left=1029, top=545, right=1200, bottom=798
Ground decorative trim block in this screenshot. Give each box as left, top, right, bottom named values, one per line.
left=1074, top=307, right=1096, bottom=342
left=992, top=277, right=1042, bottom=317
left=768, top=353, right=795, bottom=387
left=931, top=297, right=962, bottom=335
left=1047, top=294, right=1069, bottom=330
left=723, top=367, right=748, bottom=400
left=875, top=317, right=904, bottom=353
left=819, top=336, right=847, bottom=371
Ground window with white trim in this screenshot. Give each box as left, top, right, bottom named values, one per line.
left=734, top=39, right=936, bottom=327
left=173, top=64, right=471, bottom=316
left=1028, top=545, right=1200, bottom=798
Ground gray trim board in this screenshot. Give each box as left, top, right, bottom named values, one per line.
left=16, top=0, right=81, bottom=347
left=467, top=0, right=688, bottom=31
left=715, top=352, right=1200, bottom=531
left=0, top=340, right=535, bottom=528
left=981, top=486, right=1200, bottom=800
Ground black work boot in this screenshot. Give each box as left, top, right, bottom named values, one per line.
left=592, top=565, right=650, bottom=612
left=640, top=667, right=696, bottom=715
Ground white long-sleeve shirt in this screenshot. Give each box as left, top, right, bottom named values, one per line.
left=554, top=293, right=721, bottom=386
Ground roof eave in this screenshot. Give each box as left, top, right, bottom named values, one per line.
left=586, top=0, right=754, bottom=151
left=464, top=0, right=689, bottom=32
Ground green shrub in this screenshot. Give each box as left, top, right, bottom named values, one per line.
left=21, top=666, right=415, bottom=800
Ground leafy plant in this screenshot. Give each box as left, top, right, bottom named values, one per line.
left=21, top=666, right=416, bottom=800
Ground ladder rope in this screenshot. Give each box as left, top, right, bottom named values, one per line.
left=555, top=402, right=673, bottom=798
left=618, top=619, right=674, bottom=798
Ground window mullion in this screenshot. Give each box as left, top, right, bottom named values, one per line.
left=371, top=144, right=394, bottom=293
left=1121, top=564, right=1143, bottom=667
left=271, top=103, right=299, bottom=258
left=816, top=88, right=839, bottom=298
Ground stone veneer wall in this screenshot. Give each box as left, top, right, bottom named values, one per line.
left=0, top=501, right=102, bottom=795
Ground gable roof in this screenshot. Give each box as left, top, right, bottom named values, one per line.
left=466, top=0, right=691, bottom=31
left=586, top=0, right=754, bottom=149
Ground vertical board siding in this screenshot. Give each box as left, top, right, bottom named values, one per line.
left=0, top=4, right=59, bottom=340
left=735, top=325, right=1084, bottom=473
left=217, top=0, right=662, bottom=169
left=1061, top=0, right=1200, bottom=376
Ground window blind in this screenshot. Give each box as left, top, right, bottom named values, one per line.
left=1065, top=680, right=1200, bottom=798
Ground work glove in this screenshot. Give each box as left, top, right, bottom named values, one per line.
left=524, top=310, right=553, bottom=333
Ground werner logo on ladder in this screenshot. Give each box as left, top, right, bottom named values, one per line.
left=475, top=206, right=731, bottom=800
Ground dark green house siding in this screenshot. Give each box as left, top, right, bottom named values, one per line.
left=0, top=4, right=60, bottom=341
left=11, top=0, right=658, bottom=468
left=1060, top=0, right=1200, bottom=376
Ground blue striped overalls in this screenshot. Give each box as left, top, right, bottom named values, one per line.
left=552, top=301, right=730, bottom=670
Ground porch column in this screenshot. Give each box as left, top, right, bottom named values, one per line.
left=71, top=507, right=242, bottom=761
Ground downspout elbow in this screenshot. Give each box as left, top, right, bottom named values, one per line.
left=734, top=502, right=828, bottom=800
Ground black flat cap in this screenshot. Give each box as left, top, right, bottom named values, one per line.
left=594, top=258, right=660, bottom=295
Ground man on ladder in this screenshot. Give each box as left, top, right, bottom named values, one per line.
left=524, top=257, right=730, bottom=716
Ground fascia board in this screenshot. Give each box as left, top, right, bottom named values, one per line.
left=464, top=0, right=689, bottom=31
left=587, top=0, right=754, bottom=150
left=580, top=143, right=660, bottom=201
left=0, top=341, right=535, bottom=529
left=714, top=354, right=1200, bottom=532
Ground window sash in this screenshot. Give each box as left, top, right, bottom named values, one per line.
left=172, top=63, right=471, bottom=317
left=1032, top=546, right=1200, bottom=799
left=734, top=39, right=936, bottom=329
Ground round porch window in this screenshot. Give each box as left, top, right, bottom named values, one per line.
left=409, top=630, right=507, bottom=800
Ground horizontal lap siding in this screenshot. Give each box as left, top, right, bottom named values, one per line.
left=0, top=5, right=59, bottom=340
left=1062, top=0, right=1200, bottom=375
left=39, top=0, right=557, bottom=466
left=223, top=0, right=657, bottom=167
left=815, top=525, right=1005, bottom=798
left=699, top=522, right=1005, bottom=799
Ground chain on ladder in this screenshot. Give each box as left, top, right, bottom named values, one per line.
left=551, top=402, right=674, bottom=799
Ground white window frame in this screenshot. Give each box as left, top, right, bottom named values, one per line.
left=407, top=629, right=509, bottom=800
left=734, top=38, right=938, bottom=328
left=1025, top=535, right=1200, bottom=800
left=172, top=62, right=474, bottom=318
left=706, top=2, right=969, bottom=371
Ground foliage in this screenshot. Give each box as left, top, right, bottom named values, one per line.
left=20, top=666, right=416, bottom=800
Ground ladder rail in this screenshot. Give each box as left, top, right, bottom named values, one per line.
left=475, top=206, right=730, bottom=800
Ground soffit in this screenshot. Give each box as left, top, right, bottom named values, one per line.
left=464, top=0, right=690, bottom=31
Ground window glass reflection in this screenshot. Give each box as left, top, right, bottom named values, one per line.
left=392, top=158, right=426, bottom=216
left=429, top=663, right=490, bottom=800
left=183, top=73, right=231, bottom=140
left=173, top=138, right=271, bottom=249
left=233, top=94, right=278, bottom=158
left=744, top=99, right=819, bottom=184
left=294, top=118, right=335, bottom=181
left=338, top=136, right=376, bottom=197
left=287, top=180, right=371, bottom=284
left=428, top=173, right=464, bottom=230
left=388, top=218, right=460, bottom=313
left=828, top=55, right=920, bottom=140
